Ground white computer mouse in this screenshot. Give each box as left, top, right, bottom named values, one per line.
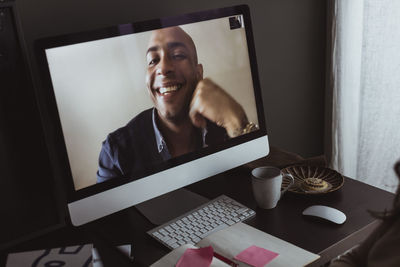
left=302, top=205, right=346, bottom=224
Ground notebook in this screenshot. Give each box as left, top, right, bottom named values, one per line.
left=151, top=222, right=320, bottom=267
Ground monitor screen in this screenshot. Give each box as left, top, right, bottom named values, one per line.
left=35, top=5, right=269, bottom=226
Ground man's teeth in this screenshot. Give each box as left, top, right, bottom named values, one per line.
left=159, top=85, right=180, bottom=94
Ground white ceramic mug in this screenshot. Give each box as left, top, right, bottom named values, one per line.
left=251, top=166, right=294, bottom=209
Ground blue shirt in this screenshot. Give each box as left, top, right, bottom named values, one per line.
left=97, top=108, right=226, bottom=183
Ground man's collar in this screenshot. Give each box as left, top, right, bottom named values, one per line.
left=152, top=108, right=168, bottom=153
left=151, top=108, right=208, bottom=156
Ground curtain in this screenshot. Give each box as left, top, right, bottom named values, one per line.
left=330, top=0, right=400, bottom=193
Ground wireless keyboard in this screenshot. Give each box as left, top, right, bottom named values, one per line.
left=147, top=195, right=255, bottom=249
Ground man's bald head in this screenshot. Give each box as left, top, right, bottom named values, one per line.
left=146, top=26, right=198, bottom=64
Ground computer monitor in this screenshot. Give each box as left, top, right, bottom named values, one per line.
left=34, top=5, right=269, bottom=226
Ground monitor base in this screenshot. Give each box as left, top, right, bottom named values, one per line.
left=134, top=188, right=209, bottom=225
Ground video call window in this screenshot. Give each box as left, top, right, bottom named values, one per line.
left=45, top=15, right=259, bottom=190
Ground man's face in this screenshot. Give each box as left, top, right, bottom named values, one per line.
left=145, top=27, right=203, bottom=123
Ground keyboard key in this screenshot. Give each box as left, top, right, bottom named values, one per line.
left=192, top=237, right=201, bottom=243
left=161, top=236, right=171, bottom=243
left=166, top=238, right=177, bottom=245
left=195, top=231, right=203, bottom=237
left=237, top=207, right=248, bottom=214
left=153, top=232, right=162, bottom=238
left=159, top=229, right=168, bottom=235
left=227, top=220, right=235, bottom=226
left=170, top=243, right=179, bottom=249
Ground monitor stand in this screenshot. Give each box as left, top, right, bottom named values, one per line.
left=134, top=188, right=209, bottom=225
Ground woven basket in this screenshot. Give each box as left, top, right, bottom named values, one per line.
left=281, top=165, right=344, bottom=194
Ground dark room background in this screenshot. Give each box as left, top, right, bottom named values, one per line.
left=17, top=0, right=327, bottom=158
left=0, top=0, right=327, bottom=251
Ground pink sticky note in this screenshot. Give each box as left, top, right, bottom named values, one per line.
left=234, top=245, right=279, bottom=267
left=176, top=246, right=214, bottom=267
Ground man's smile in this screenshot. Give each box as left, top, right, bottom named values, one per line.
left=154, top=83, right=183, bottom=96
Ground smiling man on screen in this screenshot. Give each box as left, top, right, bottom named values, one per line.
left=96, top=26, right=257, bottom=182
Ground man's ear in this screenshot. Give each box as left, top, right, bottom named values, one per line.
left=196, top=64, right=203, bottom=80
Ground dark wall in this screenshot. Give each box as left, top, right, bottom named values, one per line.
left=0, top=1, right=62, bottom=249
left=16, top=0, right=326, bottom=157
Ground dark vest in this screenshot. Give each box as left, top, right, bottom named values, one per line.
left=107, top=108, right=163, bottom=179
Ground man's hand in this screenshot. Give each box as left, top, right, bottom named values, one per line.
left=189, top=78, right=248, bottom=138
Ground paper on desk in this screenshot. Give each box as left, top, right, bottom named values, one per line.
left=6, top=244, right=93, bottom=267
left=234, top=245, right=279, bottom=267
left=150, top=244, right=231, bottom=267
left=176, top=246, right=214, bottom=267
left=196, top=222, right=319, bottom=267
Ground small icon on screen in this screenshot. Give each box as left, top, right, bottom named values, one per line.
left=229, top=15, right=244, bottom=30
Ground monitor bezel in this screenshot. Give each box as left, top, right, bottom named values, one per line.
left=34, top=5, right=267, bottom=205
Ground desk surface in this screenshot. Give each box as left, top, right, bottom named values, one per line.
left=187, top=167, right=394, bottom=266
left=3, top=164, right=394, bottom=267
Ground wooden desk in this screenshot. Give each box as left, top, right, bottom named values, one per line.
left=186, top=167, right=393, bottom=266
left=1, top=151, right=394, bottom=266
